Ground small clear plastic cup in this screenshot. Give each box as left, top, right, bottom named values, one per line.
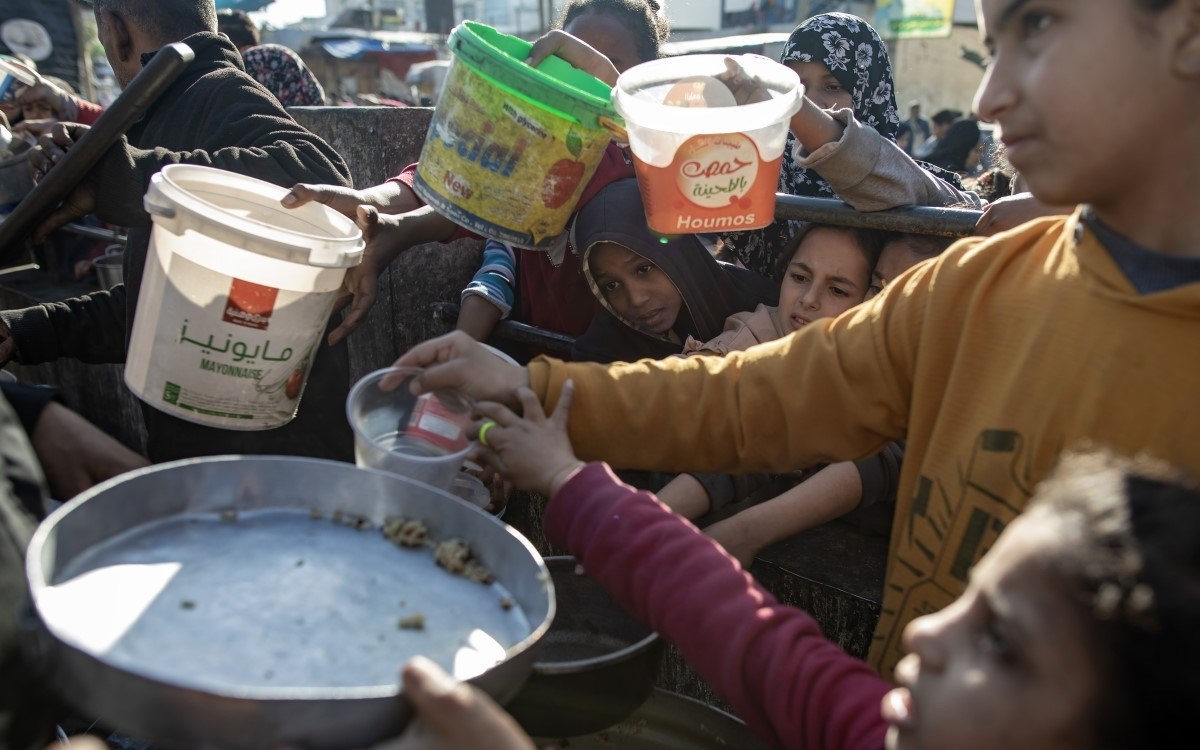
left=346, top=366, right=474, bottom=490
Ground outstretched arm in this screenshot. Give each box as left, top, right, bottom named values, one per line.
left=471, top=386, right=891, bottom=750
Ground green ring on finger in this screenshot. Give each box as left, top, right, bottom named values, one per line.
left=478, top=419, right=498, bottom=447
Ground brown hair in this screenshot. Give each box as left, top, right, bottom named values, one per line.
left=557, top=0, right=670, bottom=65
left=1027, top=449, right=1200, bottom=749
left=773, top=223, right=888, bottom=281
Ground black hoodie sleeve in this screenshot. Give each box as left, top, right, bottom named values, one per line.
left=92, top=34, right=350, bottom=227
left=854, top=440, right=905, bottom=509
left=0, top=285, right=128, bottom=365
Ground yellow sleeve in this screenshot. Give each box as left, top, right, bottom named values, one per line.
left=526, top=238, right=958, bottom=474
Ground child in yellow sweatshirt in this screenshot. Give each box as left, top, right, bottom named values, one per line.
left=398, top=0, right=1200, bottom=678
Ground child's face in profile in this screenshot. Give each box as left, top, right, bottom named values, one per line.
left=973, top=0, right=1184, bottom=210
left=589, top=242, right=684, bottom=336
left=786, top=61, right=854, bottom=111
left=776, top=228, right=872, bottom=332
left=884, top=513, right=1104, bottom=750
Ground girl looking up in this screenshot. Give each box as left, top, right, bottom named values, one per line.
left=455, top=0, right=671, bottom=346
left=570, top=179, right=777, bottom=363
left=660, top=224, right=894, bottom=542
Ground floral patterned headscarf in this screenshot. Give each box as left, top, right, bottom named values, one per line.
left=780, top=12, right=900, bottom=141
left=721, top=13, right=958, bottom=278
left=242, top=44, right=326, bottom=108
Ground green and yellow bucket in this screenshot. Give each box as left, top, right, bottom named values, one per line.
left=415, top=22, right=620, bottom=248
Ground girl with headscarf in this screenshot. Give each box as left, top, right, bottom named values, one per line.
left=721, top=12, right=981, bottom=278
left=572, top=179, right=777, bottom=363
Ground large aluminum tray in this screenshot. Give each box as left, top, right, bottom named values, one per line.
left=24, top=456, right=554, bottom=750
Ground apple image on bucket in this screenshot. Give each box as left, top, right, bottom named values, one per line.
left=285, top=365, right=306, bottom=400
left=541, top=158, right=586, bottom=209
left=284, top=351, right=314, bottom=400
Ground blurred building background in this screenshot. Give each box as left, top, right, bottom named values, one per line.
left=0, top=1, right=986, bottom=119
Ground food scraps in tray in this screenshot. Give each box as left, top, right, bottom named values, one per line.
left=397, top=613, right=426, bottom=630
left=382, top=516, right=429, bottom=548
left=434, top=538, right=495, bottom=585
left=377, top=515, right=496, bottom=585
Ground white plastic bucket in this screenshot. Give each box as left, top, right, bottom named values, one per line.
left=125, top=164, right=364, bottom=430
left=613, top=55, right=802, bottom=235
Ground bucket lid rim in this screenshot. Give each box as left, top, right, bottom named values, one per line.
left=148, top=165, right=364, bottom=269
left=452, top=21, right=618, bottom=128
left=613, top=54, right=803, bottom=135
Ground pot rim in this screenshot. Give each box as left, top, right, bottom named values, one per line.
left=532, top=556, right=660, bottom=675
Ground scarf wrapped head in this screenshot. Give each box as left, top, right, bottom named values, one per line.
left=720, top=13, right=960, bottom=278
left=780, top=12, right=900, bottom=141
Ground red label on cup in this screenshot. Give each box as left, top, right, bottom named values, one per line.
left=633, top=132, right=781, bottom=235
left=407, top=396, right=468, bottom=453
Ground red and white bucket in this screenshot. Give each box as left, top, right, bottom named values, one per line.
left=613, top=55, right=802, bottom=235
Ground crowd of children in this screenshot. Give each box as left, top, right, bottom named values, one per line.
left=3, top=0, right=1199, bottom=748
left=384, top=0, right=1200, bottom=746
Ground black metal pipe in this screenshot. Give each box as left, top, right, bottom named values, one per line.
left=431, top=302, right=575, bottom=356
left=0, top=43, right=194, bottom=263
left=774, top=194, right=982, bottom=238
left=493, top=319, right=575, bottom=355
left=59, top=223, right=128, bottom=245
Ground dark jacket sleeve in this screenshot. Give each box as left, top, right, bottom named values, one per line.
left=691, top=470, right=778, bottom=512
left=0, top=393, right=58, bottom=750
left=93, top=75, right=351, bottom=228
left=0, top=285, right=128, bottom=365
left=570, top=312, right=620, bottom=364
left=853, top=440, right=905, bottom=509
left=0, top=383, right=59, bottom=437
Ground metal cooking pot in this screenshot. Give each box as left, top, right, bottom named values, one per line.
left=531, top=689, right=768, bottom=749
left=24, top=456, right=554, bottom=750
left=92, top=250, right=123, bottom=288
left=506, top=556, right=663, bottom=737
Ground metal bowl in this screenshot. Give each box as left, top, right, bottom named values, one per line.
left=506, top=556, right=663, bottom=737
left=24, top=456, right=554, bottom=750
left=92, top=250, right=124, bottom=288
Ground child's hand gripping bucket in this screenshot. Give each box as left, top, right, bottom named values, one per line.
left=125, top=164, right=364, bottom=430
left=612, top=55, right=803, bottom=235
left=414, top=22, right=622, bottom=249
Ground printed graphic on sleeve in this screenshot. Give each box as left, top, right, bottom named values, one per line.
left=871, top=429, right=1036, bottom=676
